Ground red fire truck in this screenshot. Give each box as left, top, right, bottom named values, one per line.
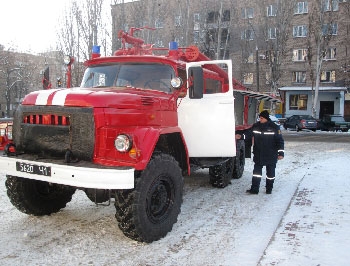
left=0, top=28, right=279, bottom=242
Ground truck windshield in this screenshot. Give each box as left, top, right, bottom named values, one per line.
left=81, top=63, right=175, bottom=93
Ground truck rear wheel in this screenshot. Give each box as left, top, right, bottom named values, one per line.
left=5, top=175, right=76, bottom=216
left=232, top=139, right=245, bottom=179
left=114, top=154, right=183, bottom=242
left=209, top=158, right=233, bottom=188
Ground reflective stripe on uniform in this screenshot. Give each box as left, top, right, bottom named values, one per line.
left=253, top=130, right=275, bottom=135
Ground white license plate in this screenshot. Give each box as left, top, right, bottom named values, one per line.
left=16, top=162, right=51, bottom=176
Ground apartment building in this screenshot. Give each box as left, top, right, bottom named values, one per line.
left=111, top=0, right=350, bottom=119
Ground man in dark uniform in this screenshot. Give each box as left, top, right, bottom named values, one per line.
left=238, top=110, right=284, bottom=194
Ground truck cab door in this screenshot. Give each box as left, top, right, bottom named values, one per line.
left=177, top=60, right=236, bottom=158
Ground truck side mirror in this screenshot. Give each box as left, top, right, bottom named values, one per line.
left=188, top=67, right=204, bottom=99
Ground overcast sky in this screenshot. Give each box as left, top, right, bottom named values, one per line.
left=0, top=0, right=72, bottom=53
left=0, top=1, right=133, bottom=54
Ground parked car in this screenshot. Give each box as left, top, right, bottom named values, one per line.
left=257, top=114, right=281, bottom=128
left=283, top=115, right=318, bottom=131
left=318, top=115, right=350, bottom=132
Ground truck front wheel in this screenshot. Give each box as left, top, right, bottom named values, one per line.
left=114, top=154, right=184, bottom=242
left=5, top=175, right=76, bottom=216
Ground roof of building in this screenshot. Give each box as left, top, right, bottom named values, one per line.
left=233, top=90, right=281, bottom=102
left=279, top=86, right=347, bottom=91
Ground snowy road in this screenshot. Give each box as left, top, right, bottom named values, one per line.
left=1, top=140, right=349, bottom=266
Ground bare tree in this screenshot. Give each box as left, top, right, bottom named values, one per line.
left=306, top=0, right=338, bottom=118
left=339, top=1, right=350, bottom=87
left=75, top=0, right=104, bottom=61
left=0, top=51, right=39, bottom=117
left=57, top=0, right=109, bottom=86
left=260, top=0, right=296, bottom=96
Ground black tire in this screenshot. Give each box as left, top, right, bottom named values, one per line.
left=114, top=154, right=183, bottom=242
left=233, top=139, right=245, bottom=179
left=5, top=175, right=76, bottom=216
left=209, top=158, right=233, bottom=188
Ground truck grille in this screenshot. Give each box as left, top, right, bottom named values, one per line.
left=23, top=114, right=70, bottom=125
left=13, top=105, right=94, bottom=161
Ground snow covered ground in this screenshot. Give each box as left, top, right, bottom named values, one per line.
left=0, top=138, right=349, bottom=266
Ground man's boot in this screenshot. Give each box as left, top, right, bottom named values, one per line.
left=266, top=177, right=275, bottom=194
left=246, top=176, right=261, bottom=194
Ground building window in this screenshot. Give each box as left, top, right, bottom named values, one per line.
left=267, top=4, right=277, bottom=16
left=289, top=94, right=308, bottom=110
left=268, top=28, right=277, bottom=39
left=222, top=10, right=230, bottom=22
left=322, top=23, right=338, bottom=35
left=155, top=39, right=164, bottom=47
left=241, top=29, right=254, bottom=40
left=292, top=71, right=306, bottom=83
left=320, top=70, right=336, bottom=82
left=194, top=13, right=200, bottom=22
left=155, top=19, right=163, bottom=29
left=123, top=24, right=129, bottom=32
left=293, top=25, right=307, bottom=37
left=207, top=11, right=219, bottom=23
left=174, top=37, right=182, bottom=46
left=242, top=8, right=254, bottom=19
left=292, top=49, right=308, bottom=61
left=322, top=0, right=339, bottom=11
left=324, top=47, right=336, bottom=60
left=221, top=28, right=230, bottom=43
left=219, top=48, right=230, bottom=60
left=265, top=72, right=271, bottom=84
left=245, top=53, right=254, bottom=63
left=193, top=31, right=200, bottom=43
left=194, top=22, right=200, bottom=31
left=175, top=15, right=181, bottom=27
left=243, top=73, right=254, bottom=84
left=294, top=2, right=308, bottom=14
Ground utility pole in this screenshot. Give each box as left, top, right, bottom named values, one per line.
left=256, top=45, right=259, bottom=92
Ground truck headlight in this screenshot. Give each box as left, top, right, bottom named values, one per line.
left=114, top=134, right=133, bottom=152
left=171, top=77, right=183, bottom=89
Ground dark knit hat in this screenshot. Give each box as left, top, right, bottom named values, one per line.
left=259, top=110, right=270, bottom=120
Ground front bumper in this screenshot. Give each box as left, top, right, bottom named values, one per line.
left=0, top=156, right=134, bottom=189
